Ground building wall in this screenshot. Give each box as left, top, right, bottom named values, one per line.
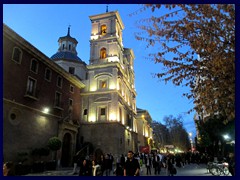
left=3, top=24, right=84, bottom=163
left=3, top=100, right=58, bottom=162
left=79, top=122, right=138, bottom=157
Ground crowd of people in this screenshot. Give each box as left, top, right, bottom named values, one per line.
left=3, top=150, right=235, bottom=176
left=77, top=150, right=235, bottom=176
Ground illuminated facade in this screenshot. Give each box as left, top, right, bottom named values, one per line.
left=136, top=108, right=153, bottom=152
left=79, top=11, right=138, bottom=156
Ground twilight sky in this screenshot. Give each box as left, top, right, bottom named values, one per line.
left=3, top=4, right=196, bottom=137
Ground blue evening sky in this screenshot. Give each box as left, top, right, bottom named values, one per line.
left=3, top=4, right=196, bottom=137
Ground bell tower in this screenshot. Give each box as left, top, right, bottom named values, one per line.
left=80, top=10, right=138, bottom=156
left=89, top=11, right=124, bottom=65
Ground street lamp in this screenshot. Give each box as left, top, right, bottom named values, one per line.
left=223, top=134, right=230, bottom=141
left=189, top=132, right=193, bottom=151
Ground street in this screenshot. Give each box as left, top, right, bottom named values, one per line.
left=24, top=163, right=231, bottom=176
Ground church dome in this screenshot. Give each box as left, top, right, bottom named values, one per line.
left=51, top=51, right=82, bottom=61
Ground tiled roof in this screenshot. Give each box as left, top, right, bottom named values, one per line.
left=51, top=52, right=82, bottom=61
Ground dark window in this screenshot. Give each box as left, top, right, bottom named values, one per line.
left=69, top=67, right=75, bottom=74
left=30, top=59, right=38, bottom=73
left=62, top=44, right=65, bottom=50
left=70, top=85, right=74, bottom=93
left=83, top=109, right=88, bottom=116
left=12, top=47, right=22, bottom=63
left=100, top=108, right=106, bottom=115
left=55, top=92, right=61, bottom=107
left=26, top=77, right=36, bottom=96
left=69, top=99, right=73, bottom=106
left=69, top=44, right=71, bottom=50
left=57, top=76, right=63, bottom=88
left=45, top=68, right=52, bottom=81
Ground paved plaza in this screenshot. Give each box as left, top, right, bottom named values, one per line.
left=24, top=163, right=231, bottom=176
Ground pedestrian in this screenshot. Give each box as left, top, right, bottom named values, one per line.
left=120, top=154, right=125, bottom=167
left=92, top=160, right=102, bottom=176
left=3, top=162, right=15, bottom=176
left=166, top=155, right=174, bottom=176
left=145, top=154, right=152, bottom=175
left=123, top=150, right=140, bottom=176
left=98, top=154, right=105, bottom=176
left=115, top=162, right=124, bottom=176
left=104, top=154, right=111, bottom=176
left=153, top=153, right=161, bottom=175
left=79, top=159, right=91, bottom=176
left=227, top=152, right=235, bottom=176
left=72, top=155, right=78, bottom=175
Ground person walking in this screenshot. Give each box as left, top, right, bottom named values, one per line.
left=145, top=154, right=152, bottom=175
left=227, top=152, right=235, bottom=176
left=92, top=160, right=102, bottom=176
left=3, top=162, right=15, bottom=176
left=123, top=151, right=140, bottom=176
left=166, top=155, right=174, bottom=176
left=79, top=159, right=91, bottom=176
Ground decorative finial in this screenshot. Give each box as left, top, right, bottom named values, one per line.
left=106, top=4, right=109, bottom=12
left=67, top=25, right=71, bottom=36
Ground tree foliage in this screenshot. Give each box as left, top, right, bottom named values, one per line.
left=152, top=115, right=191, bottom=151
left=134, top=4, right=235, bottom=124
left=163, top=115, right=191, bottom=151
left=48, top=137, right=62, bottom=151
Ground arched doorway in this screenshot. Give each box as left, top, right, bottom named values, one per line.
left=61, top=133, right=72, bottom=167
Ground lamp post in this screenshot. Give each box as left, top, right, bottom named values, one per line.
left=189, top=132, right=193, bottom=152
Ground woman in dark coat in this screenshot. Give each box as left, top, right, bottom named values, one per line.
left=79, top=159, right=91, bottom=176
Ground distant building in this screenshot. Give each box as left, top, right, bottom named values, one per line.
left=136, top=108, right=153, bottom=153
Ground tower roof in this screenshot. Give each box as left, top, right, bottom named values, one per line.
left=51, top=51, right=82, bottom=61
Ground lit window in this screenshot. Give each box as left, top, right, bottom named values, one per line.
left=101, top=25, right=107, bottom=35
left=99, top=80, right=107, bottom=89
left=100, top=48, right=107, bottom=59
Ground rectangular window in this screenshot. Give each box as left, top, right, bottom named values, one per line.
left=26, top=77, right=37, bottom=96
left=55, top=92, right=62, bottom=107
left=45, top=68, right=52, bottom=81
left=83, top=109, right=88, bottom=116
left=70, top=85, right=74, bottom=93
left=69, top=99, right=73, bottom=106
left=100, top=108, right=106, bottom=115
left=57, top=76, right=63, bottom=88
left=99, top=80, right=107, bottom=89
left=30, top=59, right=38, bottom=73
left=69, top=67, right=75, bottom=74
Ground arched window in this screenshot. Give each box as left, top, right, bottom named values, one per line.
left=100, top=48, right=107, bottom=59
left=12, top=47, right=22, bottom=64
left=101, top=25, right=107, bottom=35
